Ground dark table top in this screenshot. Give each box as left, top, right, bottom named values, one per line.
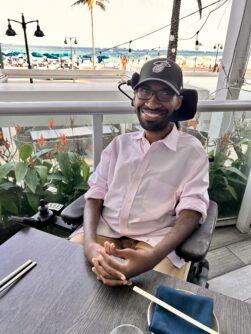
left=0, top=227, right=251, bottom=334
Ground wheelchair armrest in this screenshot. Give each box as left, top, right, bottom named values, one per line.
left=61, top=194, right=86, bottom=225
left=176, top=201, right=218, bottom=262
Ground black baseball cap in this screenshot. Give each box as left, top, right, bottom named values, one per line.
left=132, top=58, right=183, bottom=95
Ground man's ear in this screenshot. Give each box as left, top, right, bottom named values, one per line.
left=174, top=95, right=183, bottom=110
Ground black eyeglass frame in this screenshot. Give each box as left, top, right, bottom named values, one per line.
left=135, top=86, right=177, bottom=102
left=117, top=81, right=198, bottom=122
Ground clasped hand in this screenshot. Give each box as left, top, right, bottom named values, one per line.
left=91, top=241, right=153, bottom=286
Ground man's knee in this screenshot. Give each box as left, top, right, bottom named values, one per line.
left=69, top=231, right=84, bottom=245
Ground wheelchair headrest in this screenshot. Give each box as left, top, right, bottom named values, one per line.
left=169, top=88, right=198, bottom=122
left=118, top=79, right=198, bottom=122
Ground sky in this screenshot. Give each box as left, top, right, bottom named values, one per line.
left=0, top=0, right=232, bottom=51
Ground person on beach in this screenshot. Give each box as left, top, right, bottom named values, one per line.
left=71, top=58, right=209, bottom=286
left=121, top=55, right=127, bottom=71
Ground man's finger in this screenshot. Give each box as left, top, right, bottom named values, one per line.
left=92, top=257, right=113, bottom=279
left=92, top=267, right=101, bottom=280
left=109, top=247, right=134, bottom=259
left=104, top=241, right=114, bottom=255
left=99, top=275, right=130, bottom=287
left=98, top=251, right=126, bottom=280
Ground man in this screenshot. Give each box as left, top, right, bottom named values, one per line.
left=71, top=58, right=209, bottom=286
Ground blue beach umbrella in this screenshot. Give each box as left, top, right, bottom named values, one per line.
left=31, top=51, right=43, bottom=58
left=5, top=51, right=25, bottom=57
left=81, top=54, right=92, bottom=60
left=6, top=51, right=19, bottom=57
left=51, top=53, right=69, bottom=58
left=43, top=53, right=59, bottom=59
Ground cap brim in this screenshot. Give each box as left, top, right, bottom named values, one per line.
left=133, top=78, right=180, bottom=95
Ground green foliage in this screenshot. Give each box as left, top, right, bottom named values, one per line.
left=0, top=143, right=90, bottom=224
left=208, top=126, right=251, bottom=218
left=47, top=151, right=90, bottom=204
left=19, top=144, right=33, bottom=161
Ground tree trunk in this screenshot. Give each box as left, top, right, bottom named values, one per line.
left=167, top=0, right=182, bottom=62
left=90, top=8, right=95, bottom=69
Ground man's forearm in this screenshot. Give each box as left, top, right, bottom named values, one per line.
left=150, top=209, right=201, bottom=266
left=83, top=198, right=103, bottom=247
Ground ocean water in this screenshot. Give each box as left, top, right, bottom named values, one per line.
left=1, top=43, right=223, bottom=60
left=1, top=43, right=250, bottom=99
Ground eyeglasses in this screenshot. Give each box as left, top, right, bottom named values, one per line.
left=136, top=86, right=176, bottom=102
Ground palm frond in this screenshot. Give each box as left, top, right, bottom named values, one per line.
left=96, top=0, right=109, bottom=11
left=71, top=0, right=89, bottom=7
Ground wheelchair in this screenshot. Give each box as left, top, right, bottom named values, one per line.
left=10, top=82, right=218, bottom=287
left=59, top=85, right=218, bottom=288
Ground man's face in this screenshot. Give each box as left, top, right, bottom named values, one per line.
left=134, top=81, right=182, bottom=133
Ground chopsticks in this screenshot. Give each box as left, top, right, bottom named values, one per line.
left=0, top=259, right=37, bottom=293
left=133, top=286, right=220, bottom=334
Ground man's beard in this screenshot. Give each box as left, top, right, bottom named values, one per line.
left=136, top=107, right=174, bottom=132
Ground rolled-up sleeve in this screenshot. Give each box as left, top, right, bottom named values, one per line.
left=175, top=152, right=209, bottom=223
left=84, top=142, right=113, bottom=200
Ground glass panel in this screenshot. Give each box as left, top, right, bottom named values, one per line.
left=103, top=113, right=140, bottom=144
left=1, top=108, right=251, bottom=225
left=1, top=114, right=93, bottom=156
left=181, top=110, right=251, bottom=218
left=0, top=115, right=93, bottom=228
left=183, top=73, right=217, bottom=100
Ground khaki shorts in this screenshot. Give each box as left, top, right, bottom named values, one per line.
left=70, top=228, right=190, bottom=281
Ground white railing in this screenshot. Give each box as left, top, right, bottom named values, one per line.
left=3, top=68, right=131, bottom=80
left=1, top=99, right=251, bottom=115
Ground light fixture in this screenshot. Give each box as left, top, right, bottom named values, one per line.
left=64, top=36, right=78, bottom=69
left=128, top=40, right=132, bottom=54
left=213, top=43, right=223, bottom=71
left=34, top=23, right=44, bottom=37
left=5, top=14, right=45, bottom=83
left=195, top=32, right=200, bottom=51
left=169, top=32, right=175, bottom=42
left=5, top=21, right=17, bottom=36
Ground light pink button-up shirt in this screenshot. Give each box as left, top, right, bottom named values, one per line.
left=84, top=125, right=209, bottom=267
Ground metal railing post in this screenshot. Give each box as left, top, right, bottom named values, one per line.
left=92, top=114, right=103, bottom=168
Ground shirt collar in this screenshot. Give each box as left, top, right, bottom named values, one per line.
left=132, top=131, right=145, bottom=140
left=160, top=124, right=179, bottom=151
left=132, top=124, right=179, bottom=151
